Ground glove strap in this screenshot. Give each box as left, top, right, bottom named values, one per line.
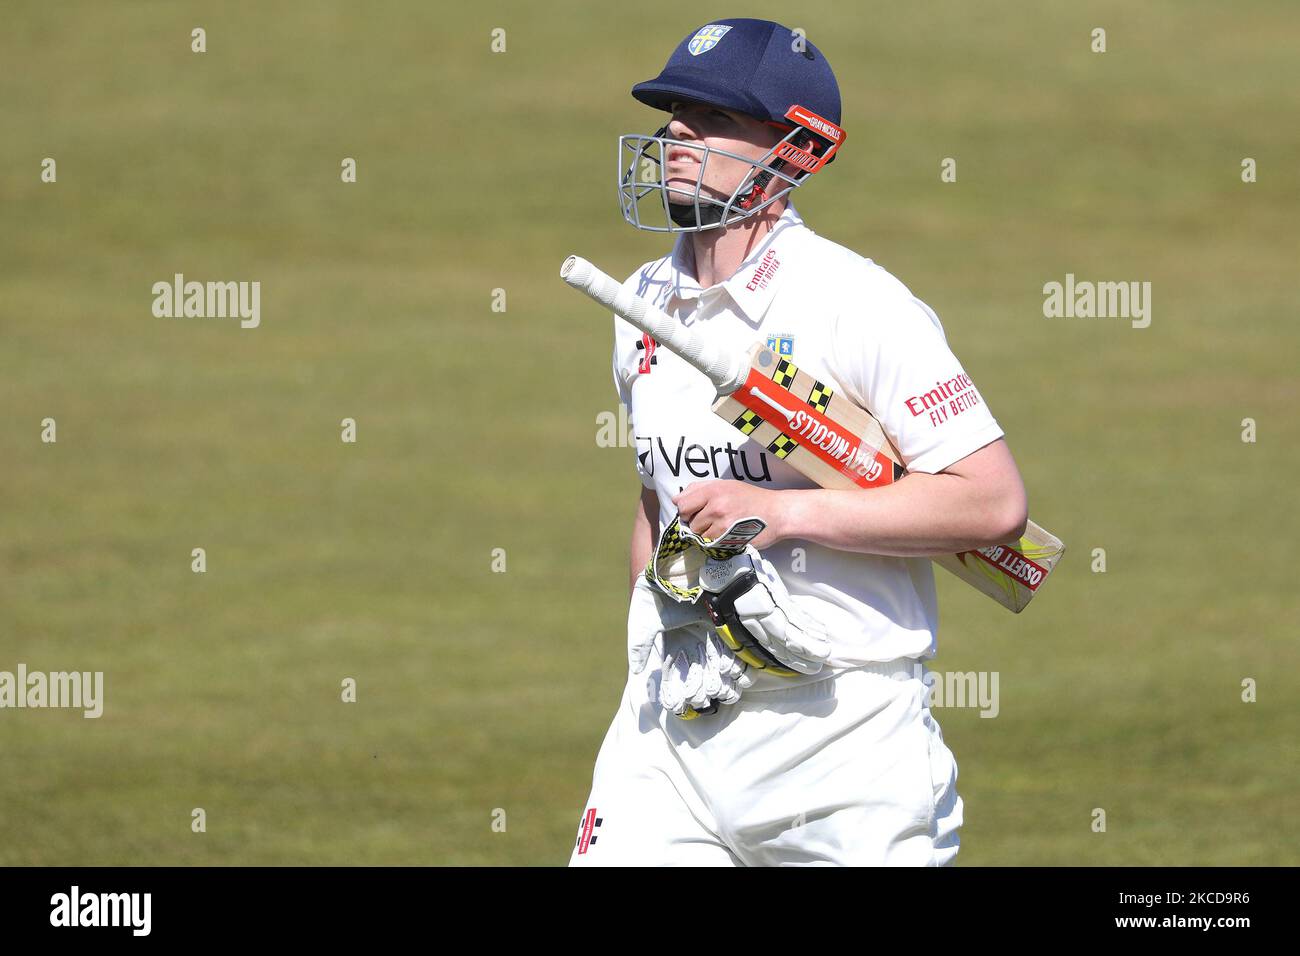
left=700, top=570, right=801, bottom=678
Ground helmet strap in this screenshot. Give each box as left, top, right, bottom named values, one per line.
left=668, top=199, right=725, bottom=228
left=738, top=133, right=813, bottom=210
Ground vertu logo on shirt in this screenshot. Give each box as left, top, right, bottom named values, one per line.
left=636, top=436, right=772, bottom=482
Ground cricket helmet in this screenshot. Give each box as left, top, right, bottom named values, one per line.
left=619, top=18, right=845, bottom=233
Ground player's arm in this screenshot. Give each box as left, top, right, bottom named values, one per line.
left=630, top=485, right=659, bottom=596
left=673, top=438, right=1027, bottom=558
left=773, top=437, right=1028, bottom=555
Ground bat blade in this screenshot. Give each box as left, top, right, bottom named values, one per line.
left=717, top=342, right=1064, bottom=612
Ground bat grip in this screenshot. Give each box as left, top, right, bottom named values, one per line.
left=560, top=255, right=746, bottom=394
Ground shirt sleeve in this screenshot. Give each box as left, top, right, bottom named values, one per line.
left=612, top=314, right=656, bottom=490
left=827, top=286, right=1004, bottom=475
left=611, top=316, right=632, bottom=412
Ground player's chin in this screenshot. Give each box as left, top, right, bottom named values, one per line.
left=665, top=182, right=724, bottom=206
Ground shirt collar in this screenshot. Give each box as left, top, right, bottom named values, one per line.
left=667, top=203, right=805, bottom=325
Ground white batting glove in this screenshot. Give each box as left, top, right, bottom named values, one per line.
left=627, top=574, right=711, bottom=675
left=659, top=627, right=754, bottom=720
left=699, top=546, right=832, bottom=677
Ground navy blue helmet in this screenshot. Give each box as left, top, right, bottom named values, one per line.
left=619, top=19, right=845, bottom=232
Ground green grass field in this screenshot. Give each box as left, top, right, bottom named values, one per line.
left=1, top=0, right=1296, bottom=865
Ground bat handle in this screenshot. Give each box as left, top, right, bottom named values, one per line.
left=560, top=255, right=746, bottom=394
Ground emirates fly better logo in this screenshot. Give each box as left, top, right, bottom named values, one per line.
left=746, top=249, right=780, bottom=292
left=904, top=375, right=983, bottom=429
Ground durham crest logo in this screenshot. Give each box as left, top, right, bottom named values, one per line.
left=766, top=333, right=795, bottom=357
left=688, top=24, right=732, bottom=56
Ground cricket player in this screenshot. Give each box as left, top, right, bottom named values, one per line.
left=570, top=18, right=1029, bottom=866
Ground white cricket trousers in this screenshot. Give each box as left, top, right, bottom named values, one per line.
left=569, top=656, right=962, bottom=866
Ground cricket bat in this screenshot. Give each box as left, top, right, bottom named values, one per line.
left=560, top=255, right=1064, bottom=612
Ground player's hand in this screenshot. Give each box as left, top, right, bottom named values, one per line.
left=672, top=480, right=787, bottom=549
left=699, top=545, right=832, bottom=676
left=659, top=626, right=754, bottom=720
left=627, top=574, right=712, bottom=674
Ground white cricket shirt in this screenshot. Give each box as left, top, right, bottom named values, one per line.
left=612, top=203, right=1005, bottom=667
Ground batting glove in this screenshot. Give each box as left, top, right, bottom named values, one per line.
left=659, top=626, right=754, bottom=720
left=699, top=546, right=832, bottom=677
left=627, top=574, right=712, bottom=675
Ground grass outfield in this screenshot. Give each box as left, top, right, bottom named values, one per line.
left=0, top=1, right=1296, bottom=865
